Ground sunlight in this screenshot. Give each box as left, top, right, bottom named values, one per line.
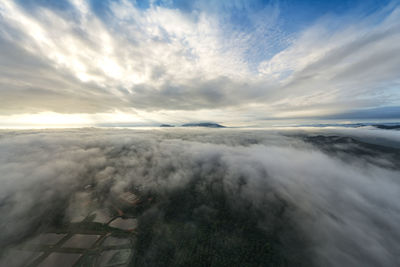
left=0, top=112, right=93, bottom=128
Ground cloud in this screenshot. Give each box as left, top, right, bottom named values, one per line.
left=0, top=0, right=399, bottom=122
left=0, top=127, right=399, bottom=266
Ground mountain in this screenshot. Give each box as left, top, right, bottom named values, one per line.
left=181, top=122, right=225, bottom=128
left=373, top=124, right=400, bottom=130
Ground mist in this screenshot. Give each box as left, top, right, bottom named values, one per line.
left=0, top=127, right=399, bottom=266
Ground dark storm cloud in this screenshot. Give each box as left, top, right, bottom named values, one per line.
left=0, top=128, right=399, bottom=266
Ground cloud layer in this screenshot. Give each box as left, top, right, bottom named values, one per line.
left=0, top=0, right=399, bottom=123
left=0, top=127, right=399, bottom=266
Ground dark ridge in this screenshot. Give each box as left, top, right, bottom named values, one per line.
left=182, top=123, right=225, bottom=128
left=299, top=122, right=400, bottom=129
left=373, top=124, right=400, bottom=130
left=160, top=124, right=174, bottom=127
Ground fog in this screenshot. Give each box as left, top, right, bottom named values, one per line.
left=0, top=128, right=399, bottom=266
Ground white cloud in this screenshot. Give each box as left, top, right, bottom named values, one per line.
left=0, top=128, right=399, bottom=265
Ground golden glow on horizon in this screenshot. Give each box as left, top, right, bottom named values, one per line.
left=0, top=112, right=149, bottom=129
left=0, top=112, right=93, bottom=128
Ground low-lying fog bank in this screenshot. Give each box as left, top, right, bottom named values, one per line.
left=0, top=128, right=399, bottom=266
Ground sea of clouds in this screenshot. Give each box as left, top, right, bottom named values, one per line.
left=0, top=127, right=399, bottom=266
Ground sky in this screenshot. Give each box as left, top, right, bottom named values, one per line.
left=0, top=0, right=399, bottom=127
